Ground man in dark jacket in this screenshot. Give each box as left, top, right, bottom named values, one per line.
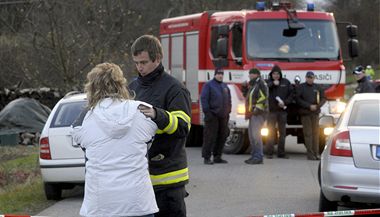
left=266, top=65, right=293, bottom=159
left=200, top=68, right=231, bottom=165
left=296, top=71, right=326, bottom=160
left=353, top=65, right=376, bottom=93
left=129, top=35, right=191, bottom=217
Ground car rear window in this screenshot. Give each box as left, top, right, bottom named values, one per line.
left=348, top=100, right=380, bottom=126
left=50, top=101, right=87, bottom=128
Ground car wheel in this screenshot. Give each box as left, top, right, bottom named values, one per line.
left=44, top=183, right=62, bottom=200
left=317, top=162, right=321, bottom=186
left=319, top=129, right=326, bottom=154
left=319, top=189, right=337, bottom=212
left=223, top=129, right=248, bottom=154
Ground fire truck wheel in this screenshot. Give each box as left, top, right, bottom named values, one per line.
left=223, top=130, right=248, bottom=154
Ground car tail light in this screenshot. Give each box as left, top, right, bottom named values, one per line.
left=330, top=130, right=352, bottom=157
left=40, top=137, right=52, bottom=159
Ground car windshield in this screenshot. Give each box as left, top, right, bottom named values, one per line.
left=348, top=100, right=380, bottom=127
left=50, top=101, right=87, bottom=128
left=246, top=19, right=340, bottom=61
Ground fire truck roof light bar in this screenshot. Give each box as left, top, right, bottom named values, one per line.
left=307, top=3, right=315, bottom=11
left=256, top=2, right=265, bottom=11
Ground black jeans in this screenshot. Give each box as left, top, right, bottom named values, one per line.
left=154, top=186, right=187, bottom=217
left=202, top=113, right=229, bottom=159
left=267, top=111, right=287, bottom=156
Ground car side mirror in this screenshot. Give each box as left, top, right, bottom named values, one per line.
left=319, top=115, right=335, bottom=127
left=346, top=24, right=357, bottom=38
left=283, top=28, right=298, bottom=37
left=348, top=38, right=359, bottom=58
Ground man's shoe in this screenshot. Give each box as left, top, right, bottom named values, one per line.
left=266, top=155, right=273, bottom=159
left=204, top=158, right=214, bottom=165
left=244, top=158, right=263, bottom=165
left=277, top=154, right=289, bottom=159
left=213, top=157, right=228, bottom=164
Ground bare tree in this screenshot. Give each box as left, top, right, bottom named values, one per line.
left=0, top=0, right=378, bottom=92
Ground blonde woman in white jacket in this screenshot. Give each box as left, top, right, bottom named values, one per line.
left=71, top=63, right=158, bottom=217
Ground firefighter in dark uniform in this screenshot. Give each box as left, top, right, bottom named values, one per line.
left=129, top=35, right=191, bottom=217
left=296, top=71, right=326, bottom=160
left=353, top=65, right=376, bottom=93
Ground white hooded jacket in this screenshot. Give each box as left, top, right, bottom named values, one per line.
left=71, top=98, right=158, bottom=217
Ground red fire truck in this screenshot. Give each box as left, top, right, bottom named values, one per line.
left=159, top=1, right=358, bottom=154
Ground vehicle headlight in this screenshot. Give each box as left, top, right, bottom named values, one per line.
left=324, top=127, right=334, bottom=136
left=237, top=103, right=245, bottom=115
left=261, top=127, right=269, bottom=136
left=329, top=100, right=346, bottom=114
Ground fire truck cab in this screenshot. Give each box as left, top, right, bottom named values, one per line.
left=159, top=1, right=358, bottom=154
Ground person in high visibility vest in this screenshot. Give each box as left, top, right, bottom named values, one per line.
left=244, top=68, right=268, bottom=165
left=365, top=65, right=375, bottom=80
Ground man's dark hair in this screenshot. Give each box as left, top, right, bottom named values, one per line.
left=131, top=35, right=163, bottom=62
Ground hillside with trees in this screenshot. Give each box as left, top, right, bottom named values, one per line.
left=0, top=0, right=378, bottom=92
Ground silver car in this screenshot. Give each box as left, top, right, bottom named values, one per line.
left=319, top=93, right=380, bottom=211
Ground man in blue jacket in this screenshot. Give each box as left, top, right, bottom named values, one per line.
left=200, top=68, right=231, bottom=165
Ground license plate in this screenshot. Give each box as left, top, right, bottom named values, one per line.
left=377, top=146, right=380, bottom=158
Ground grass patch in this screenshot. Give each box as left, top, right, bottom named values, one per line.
left=0, top=154, right=39, bottom=188
left=0, top=177, right=55, bottom=215
left=0, top=145, right=38, bottom=163
left=0, top=145, right=55, bottom=215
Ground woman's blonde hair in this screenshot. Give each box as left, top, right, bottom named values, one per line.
left=85, top=63, right=132, bottom=109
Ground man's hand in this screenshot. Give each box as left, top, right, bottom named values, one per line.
left=138, top=104, right=156, bottom=119
left=310, top=104, right=317, bottom=111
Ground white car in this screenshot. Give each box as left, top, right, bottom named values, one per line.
left=39, top=92, right=87, bottom=200
left=319, top=93, right=380, bottom=211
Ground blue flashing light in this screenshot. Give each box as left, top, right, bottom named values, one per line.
left=307, top=3, right=315, bottom=11
left=256, top=2, right=265, bottom=11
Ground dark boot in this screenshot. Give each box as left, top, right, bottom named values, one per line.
left=277, top=154, right=289, bottom=159
left=213, top=156, right=228, bottom=163
left=204, top=158, right=213, bottom=165
left=244, top=158, right=263, bottom=165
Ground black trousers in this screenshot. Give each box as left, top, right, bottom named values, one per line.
left=154, top=186, right=187, bottom=217
left=267, top=111, right=287, bottom=156
left=202, top=113, right=229, bottom=159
